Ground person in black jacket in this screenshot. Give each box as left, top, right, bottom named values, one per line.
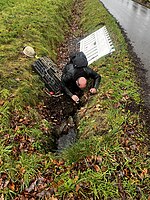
left=61, top=54, right=101, bottom=103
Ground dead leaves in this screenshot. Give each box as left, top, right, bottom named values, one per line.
left=8, top=180, right=15, bottom=191
left=93, top=165, right=100, bottom=172
left=10, top=109, right=36, bottom=131
left=104, top=89, right=114, bottom=99
left=0, top=173, right=9, bottom=190
left=1, top=152, right=149, bottom=200
left=13, top=155, right=104, bottom=198
left=0, top=100, right=4, bottom=106
left=25, top=177, right=47, bottom=193
left=72, top=155, right=103, bottom=173
left=12, top=134, right=35, bottom=156
left=75, top=184, right=80, bottom=192
left=139, top=168, right=148, bottom=179
left=0, top=173, right=16, bottom=194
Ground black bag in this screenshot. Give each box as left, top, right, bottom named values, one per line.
left=69, top=51, right=88, bottom=68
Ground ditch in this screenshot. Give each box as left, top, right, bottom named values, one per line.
left=36, top=0, right=86, bottom=152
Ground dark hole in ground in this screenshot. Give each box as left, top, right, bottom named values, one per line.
left=38, top=93, right=84, bottom=152
left=37, top=5, right=86, bottom=152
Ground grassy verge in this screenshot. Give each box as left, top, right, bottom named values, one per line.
left=0, top=0, right=73, bottom=150
left=60, top=1, right=149, bottom=199
left=0, top=0, right=73, bottom=197
left=0, top=0, right=149, bottom=199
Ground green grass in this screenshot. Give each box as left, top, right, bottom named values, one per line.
left=0, top=0, right=73, bottom=149
left=0, top=0, right=149, bottom=199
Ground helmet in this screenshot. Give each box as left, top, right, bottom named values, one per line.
left=23, top=46, right=36, bottom=58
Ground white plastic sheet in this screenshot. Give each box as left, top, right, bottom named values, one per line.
left=79, top=26, right=115, bottom=65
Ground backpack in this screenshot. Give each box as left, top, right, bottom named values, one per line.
left=69, top=51, right=88, bottom=68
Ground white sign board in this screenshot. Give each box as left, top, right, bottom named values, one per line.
left=79, top=26, right=115, bottom=65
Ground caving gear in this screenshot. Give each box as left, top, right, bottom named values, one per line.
left=69, top=51, right=88, bottom=68
left=32, top=57, right=63, bottom=96
left=23, top=46, right=36, bottom=58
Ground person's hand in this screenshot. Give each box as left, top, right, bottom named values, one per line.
left=71, top=95, right=80, bottom=103
left=90, top=88, right=97, bottom=94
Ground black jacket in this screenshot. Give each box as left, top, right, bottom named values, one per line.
left=61, top=63, right=101, bottom=98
